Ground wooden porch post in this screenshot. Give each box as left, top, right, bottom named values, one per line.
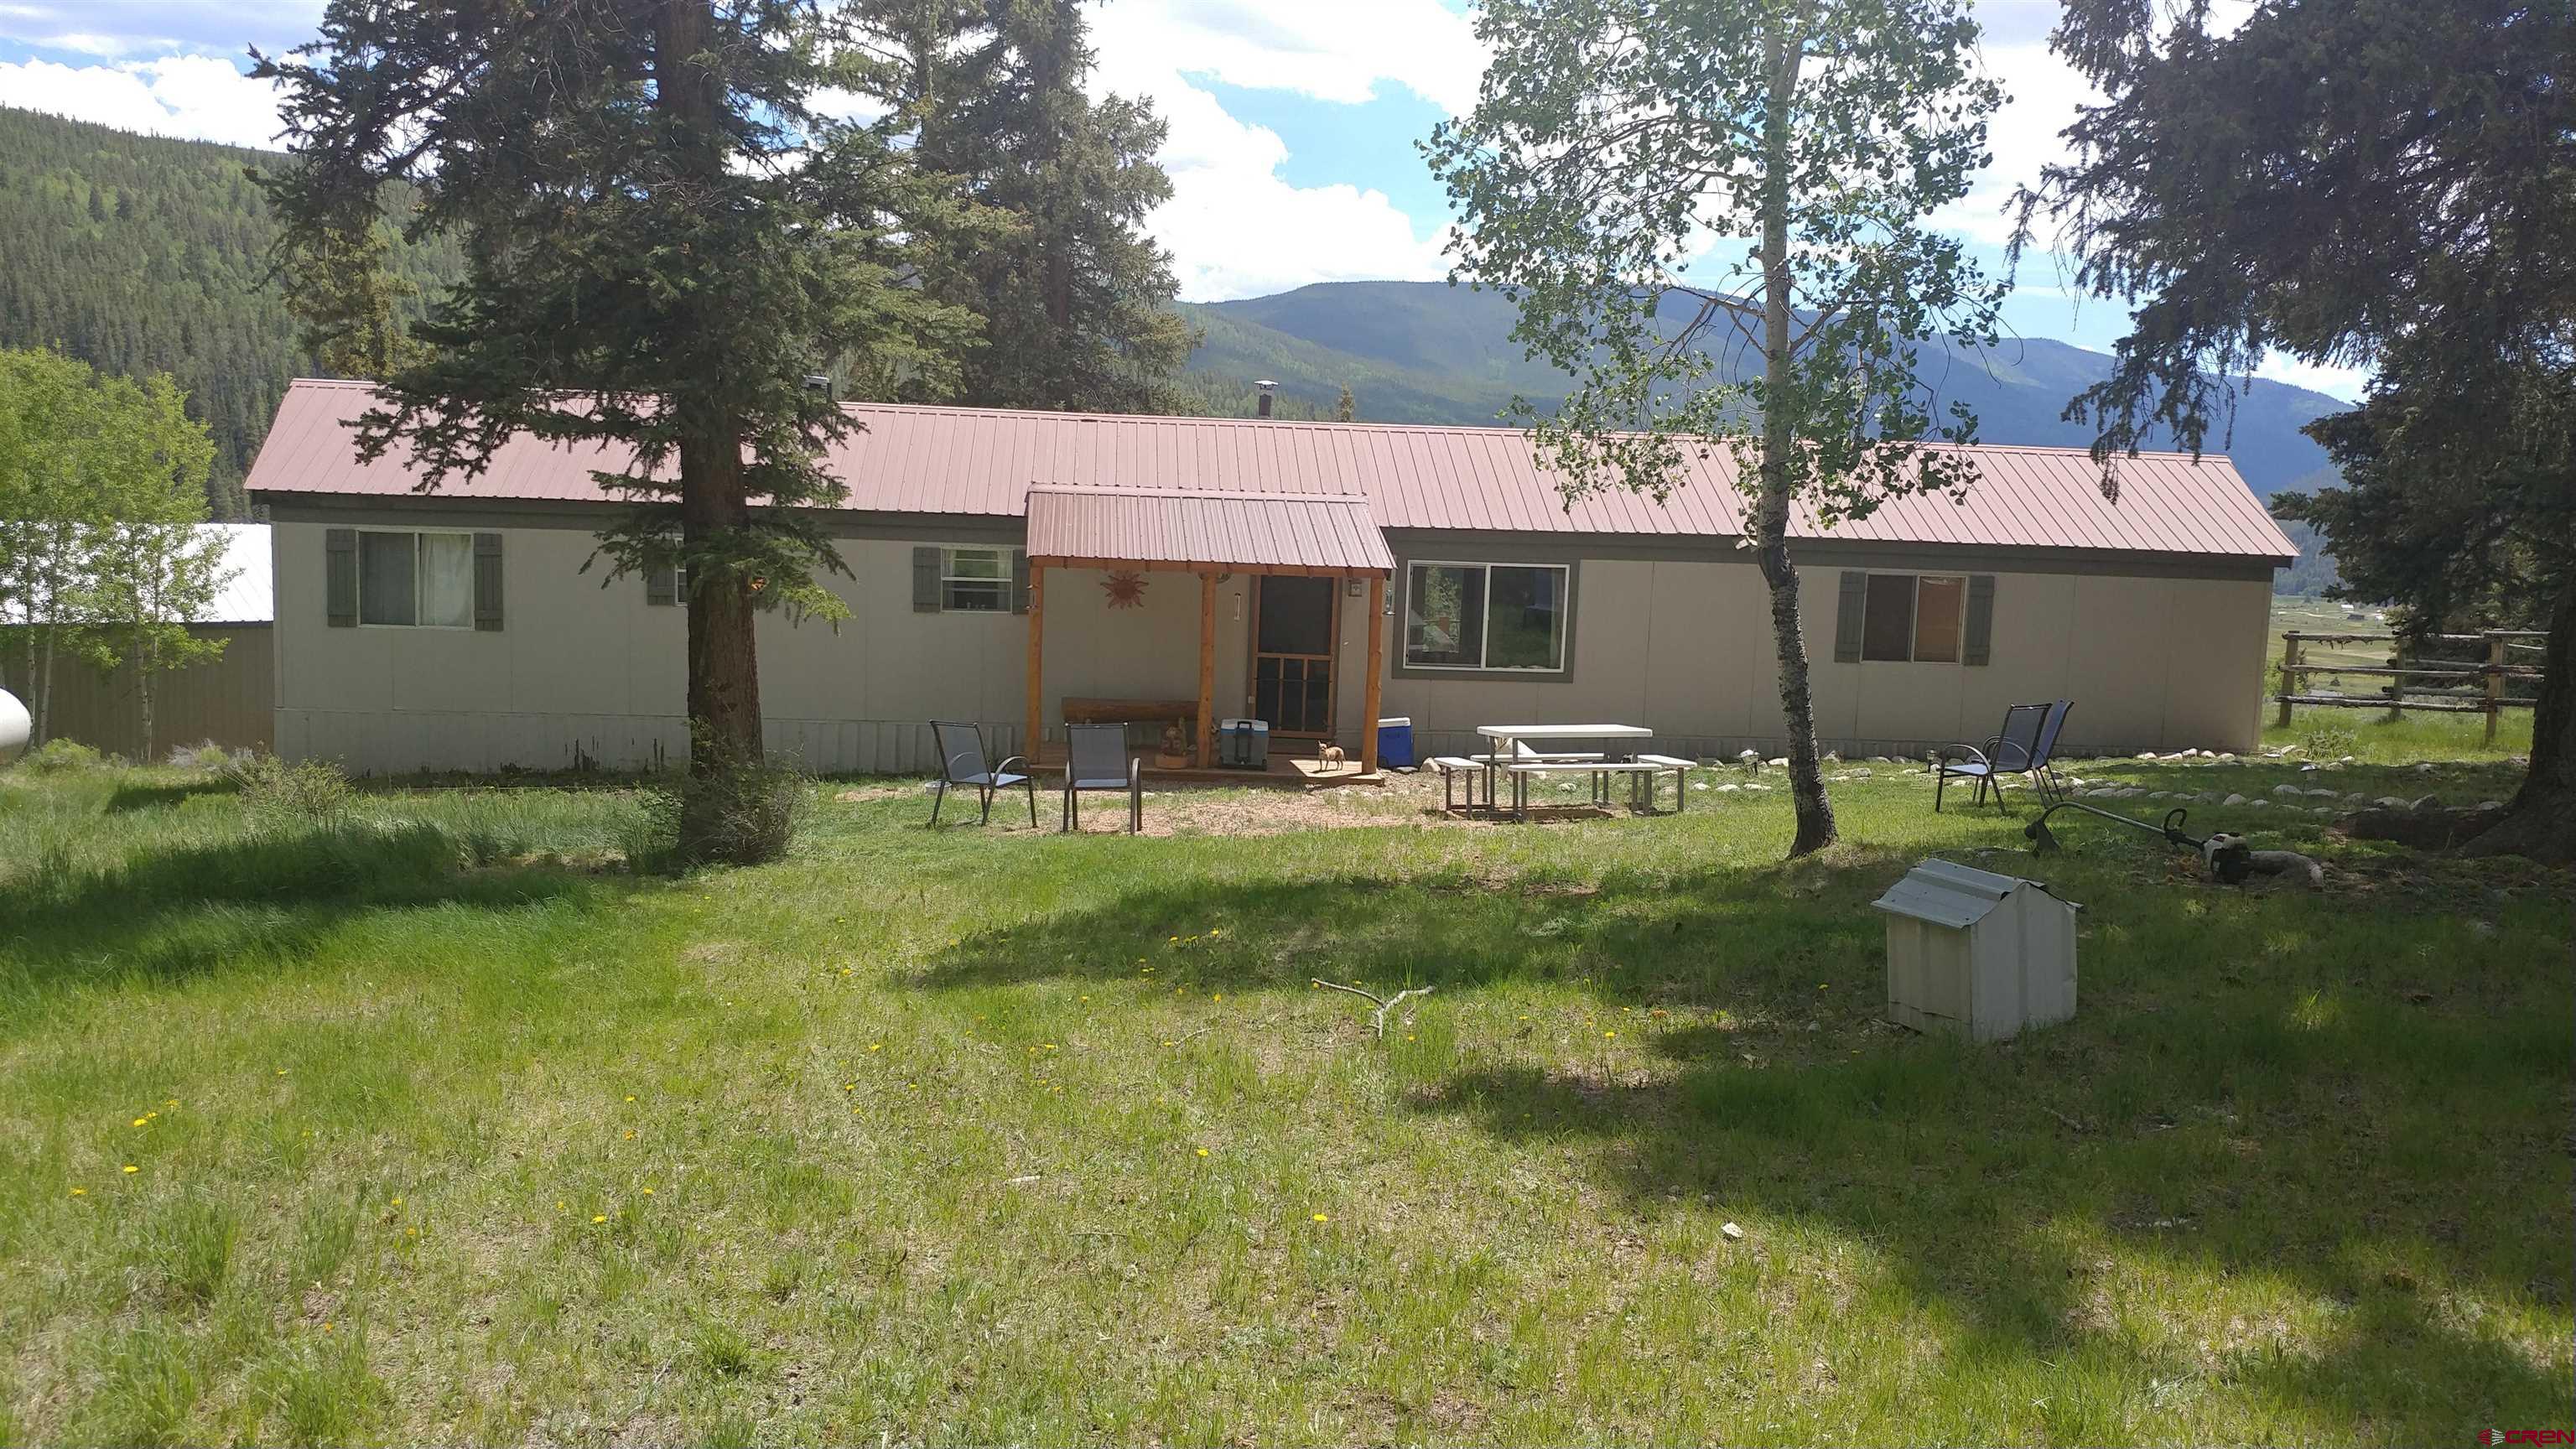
left=1197, top=571, right=1217, bottom=767
left=1025, top=561, right=1046, bottom=761
left=1362, top=571, right=1385, bottom=773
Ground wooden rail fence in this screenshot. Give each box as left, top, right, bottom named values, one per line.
left=2275, top=629, right=2546, bottom=743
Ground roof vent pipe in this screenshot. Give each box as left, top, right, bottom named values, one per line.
left=1255, top=380, right=1277, bottom=419
left=803, top=374, right=834, bottom=401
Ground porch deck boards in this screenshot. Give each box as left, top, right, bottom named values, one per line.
left=1025, top=748, right=1385, bottom=788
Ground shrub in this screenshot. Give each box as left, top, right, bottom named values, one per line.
left=24, top=738, right=105, bottom=773
left=634, top=738, right=808, bottom=870
left=2299, top=721, right=2359, bottom=758
left=167, top=740, right=251, bottom=771
left=222, top=754, right=356, bottom=829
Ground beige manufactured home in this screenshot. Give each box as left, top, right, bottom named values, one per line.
left=244, top=380, right=2293, bottom=776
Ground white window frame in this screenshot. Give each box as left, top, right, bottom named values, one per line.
left=1861, top=571, right=1968, bottom=663
left=356, top=528, right=478, bottom=631
left=1401, top=559, right=1572, bottom=673
left=939, top=546, right=1012, bottom=614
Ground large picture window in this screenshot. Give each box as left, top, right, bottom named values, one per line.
left=1862, top=573, right=1966, bottom=662
left=1404, top=561, right=1569, bottom=672
left=941, top=547, right=1010, bottom=612
left=359, top=530, right=475, bottom=628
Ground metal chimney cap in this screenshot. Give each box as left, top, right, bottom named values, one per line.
left=1254, top=380, right=1278, bottom=392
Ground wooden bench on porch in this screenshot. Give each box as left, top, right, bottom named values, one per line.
left=1061, top=698, right=1200, bottom=729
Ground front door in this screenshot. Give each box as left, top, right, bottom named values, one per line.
left=1252, top=575, right=1337, bottom=737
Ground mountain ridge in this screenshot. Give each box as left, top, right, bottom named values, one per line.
left=1177, top=280, right=2350, bottom=500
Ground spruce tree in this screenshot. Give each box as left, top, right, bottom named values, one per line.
left=871, top=0, right=1196, bottom=413
left=255, top=0, right=979, bottom=861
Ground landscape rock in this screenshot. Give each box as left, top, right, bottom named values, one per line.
left=2272, top=784, right=2303, bottom=797
left=2248, top=798, right=2271, bottom=809
left=2375, top=796, right=2409, bottom=808
left=2411, top=795, right=2440, bottom=811
left=2222, top=793, right=2248, bottom=806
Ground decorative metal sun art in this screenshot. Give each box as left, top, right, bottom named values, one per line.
left=1101, top=569, right=1149, bottom=610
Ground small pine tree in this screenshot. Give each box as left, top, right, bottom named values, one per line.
left=1334, top=383, right=1356, bottom=423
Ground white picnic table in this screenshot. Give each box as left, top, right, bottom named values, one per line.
left=1472, top=724, right=1659, bottom=818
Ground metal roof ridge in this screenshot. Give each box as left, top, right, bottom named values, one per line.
left=1025, top=484, right=1375, bottom=503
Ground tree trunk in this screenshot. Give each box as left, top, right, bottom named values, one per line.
left=1758, top=22, right=1834, bottom=858
left=138, top=635, right=157, bottom=763
left=34, top=621, right=54, bottom=747
left=656, top=0, right=769, bottom=859
left=2460, top=574, right=2574, bottom=863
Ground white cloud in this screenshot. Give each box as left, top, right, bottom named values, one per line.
left=1086, top=0, right=1481, bottom=300
left=1091, top=0, right=1487, bottom=116
left=0, top=54, right=283, bottom=148
left=2257, top=354, right=2370, bottom=404
left=1935, top=41, right=2101, bottom=249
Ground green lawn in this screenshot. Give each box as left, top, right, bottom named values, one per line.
left=1, top=749, right=2568, bottom=1445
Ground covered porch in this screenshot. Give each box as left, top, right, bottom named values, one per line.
left=1021, top=486, right=1395, bottom=776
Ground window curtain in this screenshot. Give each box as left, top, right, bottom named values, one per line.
left=419, top=533, right=476, bottom=628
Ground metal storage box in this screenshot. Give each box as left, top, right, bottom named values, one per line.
left=1872, top=860, right=2079, bottom=1042
left=1216, top=717, right=1270, bottom=769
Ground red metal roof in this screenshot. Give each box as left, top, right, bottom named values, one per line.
left=1026, top=488, right=1394, bottom=573
left=247, top=380, right=2297, bottom=563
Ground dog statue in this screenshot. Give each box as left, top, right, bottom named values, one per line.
left=1317, top=743, right=1347, bottom=771
left=2201, top=832, right=2324, bottom=890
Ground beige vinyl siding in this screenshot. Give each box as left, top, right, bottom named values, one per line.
left=271, top=512, right=2272, bottom=775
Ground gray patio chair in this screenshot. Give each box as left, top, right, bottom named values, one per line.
left=929, top=719, right=1036, bottom=827
left=1934, top=699, right=2073, bottom=813
left=1062, top=722, right=1143, bottom=834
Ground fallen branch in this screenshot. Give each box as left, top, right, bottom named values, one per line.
left=1311, top=979, right=1434, bottom=1039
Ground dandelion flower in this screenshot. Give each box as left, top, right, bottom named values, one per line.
left=1212, top=993, right=1223, bottom=1002
left=641, top=1187, right=654, bottom=1196
left=122, top=1165, right=138, bottom=1174
left=132, top=1117, right=148, bottom=1127
left=323, top=1322, right=333, bottom=1332
left=591, top=1214, right=608, bottom=1224
left=1311, top=1213, right=1330, bottom=1223
left=275, top=1068, right=288, bottom=1077
left=70, top=1187, right=86, bottom=1196
left=390, top=1197, right=402, bottom=1208
left=1196, top=1148, right=1210, bottom=1158
left=623, top=1130, right=637, bottom=1140
left=1604, top=1031, right=1617, bottom=1039
left=556, top=1200, right=567, bottom=1211
left=869, top=1043, right=883, bottom=1052
left=625, top=1094, right=637, bottom=1102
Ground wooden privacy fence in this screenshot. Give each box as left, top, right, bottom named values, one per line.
left=2275, top=628, right=2547, bottom=743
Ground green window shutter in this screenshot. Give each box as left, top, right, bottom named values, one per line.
left=325, top=527, right=357, bottom=627
left=473, top=532, right=504, bottom=631
left=646, top=563, right=677, bottom=606
left=1962, top=574, right=1996, bottom=666
left=1011, top=550, right=1031, bottom=615
left=1832, top=570, right=1867, bottom=663
left=911, top=546, right=942, bottom=612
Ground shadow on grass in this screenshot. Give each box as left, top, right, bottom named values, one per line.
left=103, top=778, right=242, bottom=813
left=912, top=847, right=2573, bottom=1433
left=0, top=820, right=645, bottom=998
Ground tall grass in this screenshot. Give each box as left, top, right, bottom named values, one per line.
left=0, top=751, right=2564, bottom=1442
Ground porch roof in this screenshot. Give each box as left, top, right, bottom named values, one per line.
left=1023, top=486, right=1394, bottom=574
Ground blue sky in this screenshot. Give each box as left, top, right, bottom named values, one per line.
left=0, top=0, right=2362, bottom=400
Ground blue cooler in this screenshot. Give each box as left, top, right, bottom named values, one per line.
left=1376, top=717, right=1415, bottom=770
left=1217, top=718, right=1270, bottom=769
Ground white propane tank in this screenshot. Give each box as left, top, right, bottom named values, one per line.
left=0, top=689, right=27, bottom=766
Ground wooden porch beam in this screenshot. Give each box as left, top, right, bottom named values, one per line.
left=1025, top=559, right=1045, bottom=762
left=1196, top=571, right=1216, bottom=768
left=1362, top=572, right=1385, bottom=773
